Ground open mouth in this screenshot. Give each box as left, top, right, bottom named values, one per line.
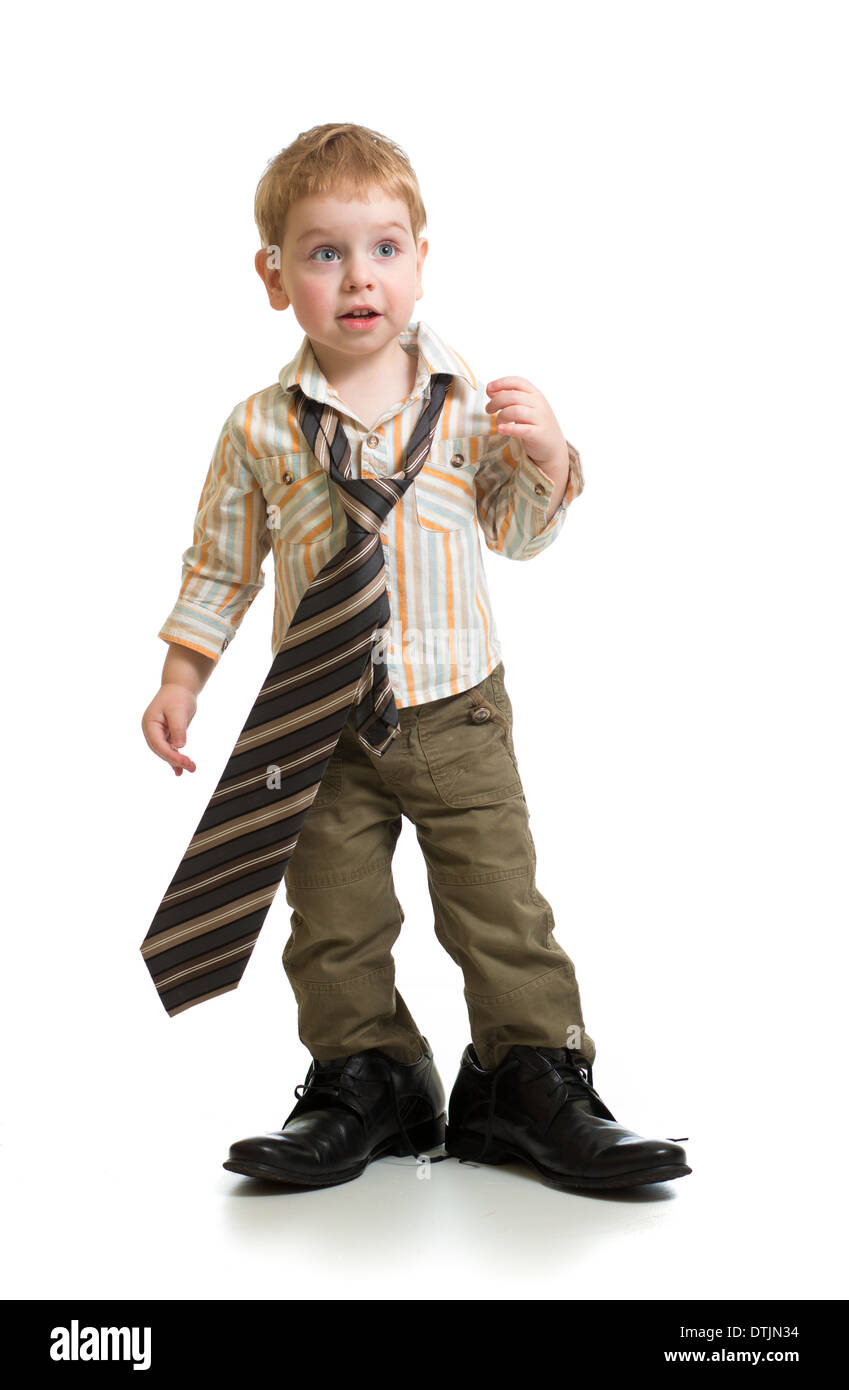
left=339, top=311, right=381, bottom=320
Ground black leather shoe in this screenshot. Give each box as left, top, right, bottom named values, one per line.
left=223, top=1039, right=446, bottom=1187
left=445, top=1044, right=692, bottom=1190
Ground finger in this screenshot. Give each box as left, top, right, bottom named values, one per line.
left=163, top=714, right=196, bottom=771
left=485, top=388, right=536, bottom=413
left=168, top=722, right=196, bottom=769
left=165, top=735, right=196, bottom=771
left=167, top=718, right=187, bottom=749
left=145, top=717, right=197, bottom=772
left=169, top=749, right=197, bottom=773
left=496, top=405, right=536, bottom=426
left=487, top=377, right=534, bottom=394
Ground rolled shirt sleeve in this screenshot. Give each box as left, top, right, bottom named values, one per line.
left=474, top=429, right=585, bottom=562
left=157, top=413, right=272, bottom=662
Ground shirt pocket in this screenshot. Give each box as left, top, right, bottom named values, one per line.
left=252, top=453, right=337, bottom=545
left=412, top=439, right=478, bottom=533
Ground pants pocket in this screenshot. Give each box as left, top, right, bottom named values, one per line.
left=310, top=750, right=344, bottom=807
left=419, top=668, right=524, bottom=807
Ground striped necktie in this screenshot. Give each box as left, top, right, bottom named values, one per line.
left=140, top=372, right=454, bottom=1017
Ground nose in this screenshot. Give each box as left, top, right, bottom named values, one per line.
left=345, top=252, right=375, bottom=290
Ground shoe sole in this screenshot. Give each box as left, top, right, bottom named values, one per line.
left=222, top=1111, right=446, bottom=1188
left=445, top=1127, right=692, bottom=1190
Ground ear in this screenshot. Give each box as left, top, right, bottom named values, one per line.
left=254, top=246, right=290, bottom=311
left=415, top=238, right=428, bottom=301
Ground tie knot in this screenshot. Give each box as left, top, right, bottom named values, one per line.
left=334, top=472, right=403, bottom=534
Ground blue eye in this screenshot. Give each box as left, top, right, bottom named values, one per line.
left=310, top=242, right=399, bottom=262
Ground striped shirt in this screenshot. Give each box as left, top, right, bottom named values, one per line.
left=158, top=319, right=584, bottom=706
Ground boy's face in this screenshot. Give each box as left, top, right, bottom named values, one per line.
left=255, top=186, right=427, bottom=367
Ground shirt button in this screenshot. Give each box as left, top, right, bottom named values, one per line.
left=283, top=471, right=295, bottom=485
left=367, top=433, right=380, bottom=448
left=450, top=453, right=465, bottom=467
left=534, top=482, right=546, bottom=496
left=471, top=706, right=491, bottom=723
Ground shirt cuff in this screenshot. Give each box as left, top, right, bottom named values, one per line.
left=158, top=602, right=234, bottom=662
left=515, top=441, right=583, bottom=534
left=516, top=451, right=557, bottom=510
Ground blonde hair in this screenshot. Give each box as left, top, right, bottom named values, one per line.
left=254, top=122, right=427, bottom=252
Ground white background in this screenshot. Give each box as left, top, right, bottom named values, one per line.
left=2, top=0, right=846, bottom=1302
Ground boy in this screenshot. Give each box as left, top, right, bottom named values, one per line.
left=141, top=123, right=691, bottom=1192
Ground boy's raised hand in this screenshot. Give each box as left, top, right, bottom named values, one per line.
left=485, top=377, right=571, bottom=473
left=141, top=684, right=198, bottom=776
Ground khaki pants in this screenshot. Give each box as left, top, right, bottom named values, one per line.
left=281, top=661, right=596, bottom=1072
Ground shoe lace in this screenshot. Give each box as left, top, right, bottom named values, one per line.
left=293, top=1056, right=451, bottom=1166
left=460, top=1050, right=602, bottom=1166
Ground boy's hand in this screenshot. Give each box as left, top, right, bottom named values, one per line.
left=485, top=377, right=571, bottom=475
left=141, top=683, right=198, bottom=776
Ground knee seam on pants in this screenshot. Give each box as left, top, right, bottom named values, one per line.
left=427, top=863, right=531, bottom=887
left=286, top=853, right=395, bottom=890
left=464, top=962, right=576, bottom=1004
left=282, top=962, right=395, bottom=993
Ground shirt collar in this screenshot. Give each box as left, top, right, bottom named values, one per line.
left=278, top=319, right=479, bottom=411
